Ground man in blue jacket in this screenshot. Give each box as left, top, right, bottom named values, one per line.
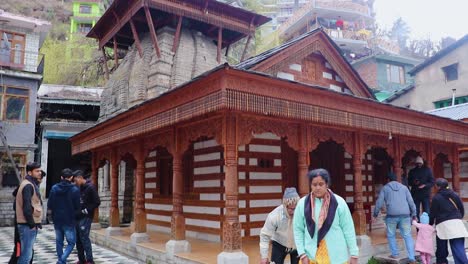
left=47, top=168, right=81, bottom=264
left=373, top=172, right=417, bottom=263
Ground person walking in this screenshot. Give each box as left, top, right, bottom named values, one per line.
left=48, top=168, right=81, bottom=264
left=15, top=162, right=43, bottom=264
left=412, top=212, right=435, bottom=264
left=259, top=187, right=300, bottom=264
left=430, top=178, right=468, bottom=264
left=9, top=170, right=46, bottom=264
left=408, top=156, right=435, bottom=216
left=73, top=170, right=101, bottom=264
left=373, top=172, right=417, bottom=263
left=293, top=168, right=359, bottom=264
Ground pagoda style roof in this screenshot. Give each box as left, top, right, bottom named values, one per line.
left=87, top=0, right=270, bottom=49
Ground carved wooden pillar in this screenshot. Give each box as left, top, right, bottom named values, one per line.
left=452, top=145, right=460, bottom=194
left=171, top=150, right=186, bottom=240
left=91, top=152, right=99, bottom=223
left=109, top=149, right=120, bottom=227
left=426, top=142, right=434, bottom=170
left=298, top=124, right=309, bottom=196
left=222, top=114, right=242, bottom=252
left=392, top=137, right=402, bottom=182
left=134, top=143, right=147, bottom=233
left=352, top=131, right=366, bottom=235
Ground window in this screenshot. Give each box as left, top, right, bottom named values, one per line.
left=78, top=23, right=93, bottom=34
left=442, top=63, right=458, bottom=82
left=434, top=96, right=468, bottom=108
left=0, top=86, right=29, bottom=122
left=0, top=31, right=26, bottom=65
left=386, top=64, right=405, bottom=84
left=1, top=153, right=26, bottom=187
left=79, top=4, right=92, bottom=14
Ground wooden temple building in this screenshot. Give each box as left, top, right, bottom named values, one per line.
left=70, top=0, right=468, bottom=263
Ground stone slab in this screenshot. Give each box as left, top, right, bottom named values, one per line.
left=217, top=251, right=249, bottom=264
left=166, top=239, right=191, bottom=254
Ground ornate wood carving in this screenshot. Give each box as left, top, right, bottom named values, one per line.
left=178, top=118, right=223, bottom=152
left=238, top=116, right=299, bottom=151
left=400, top=138, right=426, bottom=160
left=143, top=130, right=175, bottom=157
left=309, top=126, right=353, bottom=154
left=433, top=143, right=453, bottom=162
left=362, top=133, right=393, bottom=155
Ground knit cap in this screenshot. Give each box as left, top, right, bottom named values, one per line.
left=420, top=212, right=429, bottom=224
left=283, top=187, right=299, bottom=199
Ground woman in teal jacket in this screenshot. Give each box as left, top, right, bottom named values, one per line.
left=293, top=168, right=359, bottom=264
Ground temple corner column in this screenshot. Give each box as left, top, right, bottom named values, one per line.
left=131, top=142, right=150, bottom=245
left=91, top=152, right=101, bottom=230
left=166, top=130, right=191, bottom=254
left=217, top=114, right=248, bottom=264
left=452, top=144, right=460, bottom=194
left=106, top=147, right=121, bottom=237
left=298, top=124, right=309, bottom=197
left=352, top=131, right=367, bottom=236
left=393, top=137, right=403, bottom=183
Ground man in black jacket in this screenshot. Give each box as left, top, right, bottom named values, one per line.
left=73, top=170, right=101, bottom=264
left=408, top=156, right=434, bottom=216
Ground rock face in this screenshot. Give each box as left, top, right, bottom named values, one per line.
left=99, top=27, right=225, bottom=121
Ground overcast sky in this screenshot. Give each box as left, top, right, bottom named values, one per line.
left=374, top=0, right=467, bottom=41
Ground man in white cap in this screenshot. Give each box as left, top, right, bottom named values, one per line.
left=408, top=156, right=434, bottom=217
left=259, top=187, right=300, bottom=264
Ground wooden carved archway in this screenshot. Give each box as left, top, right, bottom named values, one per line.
left=178, top=118, right=223, bottom=155
left=362, top=133, right=394, bottom=158
left=238, top=116, right=300, bottom=151
left=433, top=143, right=454, bottom=163
left=143, top=130, right=175, bottom=158
left=400, top=138, right=426, bottom=161
left=309, top=126, right=353, bottom=154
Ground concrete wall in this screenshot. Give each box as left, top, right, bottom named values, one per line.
left=353, top=58, right=378, bottom=89
left=375, top=58, right=414, bottom=92
left=391, top=43, right=468, bottom=111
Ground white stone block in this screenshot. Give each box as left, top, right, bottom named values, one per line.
left=194, top=166, right=221, bottom=175
left=249, top=144, right=281, bottom=153
left=346, top=185, right=354, bottom=192
left=239, top=172, right=246, bottom=179
left=345, top=163, right=351, bottom=169
left=239, top=200, right=246, bottom=208
left=145, top=161, right=157, bottom=168
left=249, top=199, right=282, bottom=208
left=250, top=172, right=282, bottom=180
left=145, top=204, right=172, bottom=211
left=289, top=64, right=302, bottom=71
left=144, top=193, right=153, bottom=199
left=183, top=205, right=220, bottom=214
left=345, top=174, right=354, bottom=181
left=194, top=180, right=220, bottom=188
left=194, top=139, right=218, bottom=149
left=145, top=182, right=156, bottom=189
left=277, top=72, right=295, bottom=81
left=200, top=193, right=221, bottom=201
left=250, top=228, right=262, bottom=236
left=186, top=218, right=220, bottom=228
left=249, top=158, right=258, bottom=166
left=253, top=132, right=281, bottom=140
left=194, top=152, right=221, bottom=162
left=250, top=213, right=269, bottom=222
left=330, top=84, right=342, bottom=92
left=274, top=159, right=282, bottom=166
left=238, top=158, right=246, bottom=165
left=239, top=215, right=247, bottom=222
left=145, top=172, right=156, bottom=178
left=238, top=145, right=246, bottom=151
left=217, top=251, right=249, bottom=264
left=166, top=240, right=191, bottom=254
left=323, top=72, right=333, bottom=79
left=238, top=186, right=246, bottom=193
left=250, top=185, right=282, bottom=194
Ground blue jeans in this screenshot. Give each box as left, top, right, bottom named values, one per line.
left=385, top=216, right=415, bottom=261
left=54, top=225, right=76, bottom=264
left=76, top=217, right=94, bottom=263
left=17, top=224, right=37, bottom=264
left=436, top=236, right=468, bottom=264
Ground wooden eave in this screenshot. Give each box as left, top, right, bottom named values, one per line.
left=71, top=66, right=468, bottom=154
left=87, top=0, right=270, bottom=50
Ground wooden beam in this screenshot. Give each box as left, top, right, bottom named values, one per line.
left=99, top=0, right=144, bottom=49
left=129, top=18, right=143, bottom=57
left=217, top=27, right=222, bottom=63
left=144, top=5, right=161, bottom=58
left=113, top=37, right=119, bottom=67
left=102, top=48, right=109, bottom=80
left=240, top=34, right=252, bottom=62
left=225, top=44, right=230, bottom=56
left=172, top=16, right=183, bottom=52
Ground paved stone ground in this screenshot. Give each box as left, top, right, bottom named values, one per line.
left=0, top=225, right=140, bottom=264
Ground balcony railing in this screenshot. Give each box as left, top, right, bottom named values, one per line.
left=0, top=48, right=45, bottom=74
left=315, top=1, right=370, bottom=16
left=323, top=28, right=370, bottom=42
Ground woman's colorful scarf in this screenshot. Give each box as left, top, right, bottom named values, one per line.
left=304, top=189, right=338, bottom=263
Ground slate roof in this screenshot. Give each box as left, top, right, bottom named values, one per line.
left=408, top=34, right=468, bottom=75
left=38, top=84, right=103, bottom=105
left=236, top=28, right=375, bottom=99
left=427, top=103, right=468, bottom=120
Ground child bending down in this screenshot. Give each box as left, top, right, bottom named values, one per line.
left=412, top=212, right=435, bottom=264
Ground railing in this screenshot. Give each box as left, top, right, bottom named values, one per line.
left=323, top=28, right=370, bottom=42
left=315, top=1, right=370, bottom=16
left=0, top=48, right=45, bottom=74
